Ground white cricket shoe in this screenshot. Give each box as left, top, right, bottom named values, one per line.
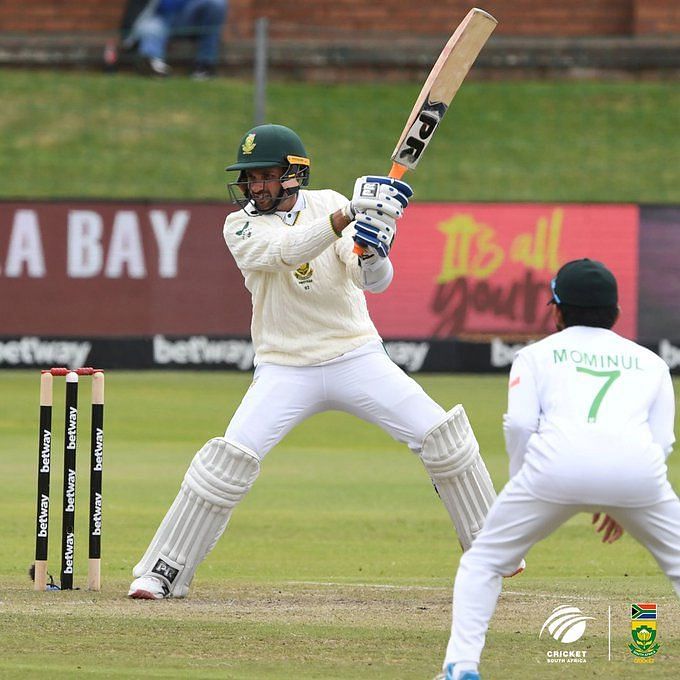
left=128, top=575, right=169, bottom=599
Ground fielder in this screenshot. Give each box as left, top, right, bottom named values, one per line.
left=436, top=258, right=679, bottom=680
left=128, top=123, right=516, bottom=600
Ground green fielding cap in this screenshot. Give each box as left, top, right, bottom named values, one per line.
left=226, top=124, right=308, bottom=171
left=549, top=258, right=618, bottom=307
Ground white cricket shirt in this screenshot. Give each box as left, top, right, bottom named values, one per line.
left=504, top=326, right=676, bottom=506
left=223, top=189, right=380, bottom=366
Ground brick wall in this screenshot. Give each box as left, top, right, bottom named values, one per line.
left=0, top=0, right=122, bottom=32
left=246, top=0, right=635, bottom=38
left=634, top=0, right=680, bottom=35
left=0, top=0, right=678, bottom=36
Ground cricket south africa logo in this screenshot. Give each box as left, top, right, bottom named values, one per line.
left=629, top=603, right=660, bottom=662
left=540, top=605, right=593, bottom=664
left=540, top=605, right=594, bottom=643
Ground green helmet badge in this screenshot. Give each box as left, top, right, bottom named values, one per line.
left=241, top=134, right=256, bottom=155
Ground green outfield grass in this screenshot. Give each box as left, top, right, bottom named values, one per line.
left=0, top=371, right=678, bottom=678
left=1, top=70, right=679, bottom=203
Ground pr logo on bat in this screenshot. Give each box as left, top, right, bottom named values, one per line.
left=396, top=100, right=447, bottom=168
left=539, top=605, right=593, bottom=664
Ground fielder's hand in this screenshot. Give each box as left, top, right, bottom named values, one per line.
left=345, top=176, right=413, bottom=257
left=592, top=512, right=624, bottom=543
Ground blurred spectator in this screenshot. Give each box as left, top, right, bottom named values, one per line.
left=121, top=0, right=228, bottom=79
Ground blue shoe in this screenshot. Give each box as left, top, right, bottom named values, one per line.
left=435, top=664, right=480, bottom=680
left=458, top=672, right=480, bottom=680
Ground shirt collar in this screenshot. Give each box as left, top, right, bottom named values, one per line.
left=276, top=193, right=306, bottom=225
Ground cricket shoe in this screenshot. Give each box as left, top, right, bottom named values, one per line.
left=433, top=664, right=480, bottom=680
left=128, top=575, right=170, bottom=599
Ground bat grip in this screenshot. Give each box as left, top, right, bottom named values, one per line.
left=353, top=162, right=408, bottom=255
left=387, top=161, right=408, bottom=180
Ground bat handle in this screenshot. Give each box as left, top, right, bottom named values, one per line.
left=353, top=162, right=408, bottom=255
left=387, top=161, right=408, bottom=180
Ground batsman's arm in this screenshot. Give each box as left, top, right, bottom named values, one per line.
left=224, top=210, right=345, bottom=272
left=334, top=231, right=394, bottom=293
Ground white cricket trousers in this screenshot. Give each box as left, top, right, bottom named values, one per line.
left=444, top=474, right=680, bottom=666
left=225, top=340, right=445, bottom=458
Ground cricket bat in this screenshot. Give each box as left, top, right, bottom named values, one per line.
left=354, top=8, right=498, bottom=254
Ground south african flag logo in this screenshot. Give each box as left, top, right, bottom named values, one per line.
left=629, top=603, right=660, bottom=660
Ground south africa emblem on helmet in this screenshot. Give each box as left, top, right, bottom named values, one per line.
left=242, top=134, right=256, bottom=155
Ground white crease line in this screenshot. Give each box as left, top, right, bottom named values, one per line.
left=286, top=580, right=449, bottom=592
left=287, top=583, right=638, bottom=603
left=503, top=590, right=607, bottom=601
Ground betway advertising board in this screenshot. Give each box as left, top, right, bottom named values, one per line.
left=0, top=200, right=677, bottom=372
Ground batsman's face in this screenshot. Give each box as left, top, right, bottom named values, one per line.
left=245, top=167, right=284, bottom=211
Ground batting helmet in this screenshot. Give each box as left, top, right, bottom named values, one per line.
left=226, top=124, right=311, bottom=214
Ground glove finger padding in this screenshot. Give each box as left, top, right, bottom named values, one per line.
left=350, top=175, right=413, bottom=217
left=354, top=212, right=396, bottom=258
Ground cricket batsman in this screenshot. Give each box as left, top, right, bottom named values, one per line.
left=128, top=124, right=521, bottom=600
left=436, top=259, right=679, bottom=680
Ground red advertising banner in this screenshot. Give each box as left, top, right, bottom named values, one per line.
left=1, top=201, right=639, bottom=339
left=368, top=203, right=639, bottom=340
left=0, top=201, right=248, bottom=336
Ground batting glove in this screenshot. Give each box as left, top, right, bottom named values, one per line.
left=343, top=176, right=413, bottom=222
left=344, top=176, right=412, bottom=255
left=354, top=212, right=397, bottom=258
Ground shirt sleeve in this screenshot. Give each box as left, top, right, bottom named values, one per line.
left=648, top=366, right=676, bottom=459
left=224, top=211, right=338, bottom=272
left=333, top=227, right=365, bottom=289
left=359, top=256, right=394, bottom=293
left=331, top=222, right=394, bottom=293
left=503, top=351, right=541, bottom=477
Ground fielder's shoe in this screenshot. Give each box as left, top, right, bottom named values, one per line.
left=128, top=575, right=169, bottom=599
left=433, top=664, right=480, bottom=680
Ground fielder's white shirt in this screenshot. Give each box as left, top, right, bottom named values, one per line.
left=504, top=326, right=676, bottom=506
left=223, top=189, right=381, bottom=366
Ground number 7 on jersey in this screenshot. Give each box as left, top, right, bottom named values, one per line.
left=576, top=368, right=621, bottom=423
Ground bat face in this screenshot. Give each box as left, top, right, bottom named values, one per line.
left=391, top=8, right=498, bottom=171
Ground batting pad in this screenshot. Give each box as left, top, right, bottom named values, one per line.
left=132, top=437, right=260, bottom=597
left=420, top=405, right=496, bottom=551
